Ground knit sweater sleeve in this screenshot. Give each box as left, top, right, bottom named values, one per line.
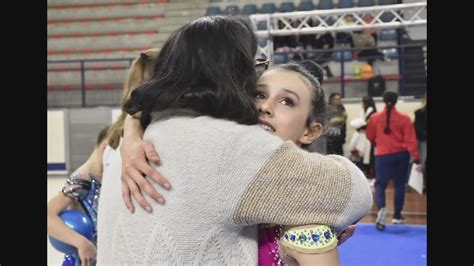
left=224, top=128, right=373, bottom=233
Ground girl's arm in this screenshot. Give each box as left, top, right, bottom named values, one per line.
left=283, top=247, right=340, bottom=266
left=47, top=194, right=97, bottom=266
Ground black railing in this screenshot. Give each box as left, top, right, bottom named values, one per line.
left=47, top=42, right=426, bottom=108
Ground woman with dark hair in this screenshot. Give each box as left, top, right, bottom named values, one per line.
left=123, top=16, right=260, bottom=129
left=366, top=91, right=420, bottom=231
left=362, top=96, right=377, bottom=121
left=361, top=96, right=377, bottom=179
left=97, top=16, right=372, bottom=265
left=325, top=93, right=347, bottom=155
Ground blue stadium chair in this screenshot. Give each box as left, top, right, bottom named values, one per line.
left=318, top=0, right=334, bottom=9
left=257, top=20, right=268, bottom=30
left=260, top=3, right=277, bottom=14
left=381, top=48, right=399, bottom=59
left=322, top=16, right=336, bottom=26
left=224, top=5, right=240, bottom=16
left=206, top=6, right=221, bottom=15
left=298, top=1, right=315, bottom=11
left=273, top=54, right=289, bottom=64
left=279, top=2, right=295, bottom=12
left=357, top=0, right=375, bottom=7
left=379, top=29, right=398, bottom=40
left=242, top=4, right=258, bottom=15
left=258, top=37, right=268, bottom=47
left=380, top=11, right=395, bottom=22
left=378, top=0, right=395, bottom=5
left=334, top=51, right=353, bottom=62
left=338, top=0, right=354, bottom=8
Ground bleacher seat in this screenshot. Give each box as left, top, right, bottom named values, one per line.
left=338, top=0, right=354, bottom=8
left=260, top=3, right=277, bottom=14
left=279, top=2, right=295, bottom=12
left=381, top=48, right=399, bottom=59
left=334, top=51, right=353, bottom=62
left=273, top=54, right=289, bottom=64
left=206, top=6, right=221, bottom=15
left=298, top=1, right=315, bottom=11
left=380, top=11, right=395, bottom=22
left=257, top=21, right=268, bottom=30
left=318, top=0, right=334, bottom=9
left=258, top=37, right=268, bottom=47
left=357, top=0, right=375, bottom=7
left=379, top=29, right=398, bottom=40
left=224, top=5, right=240, bottom=16
left=378, top=0, right=396, bottom=5
left=242, top=4, right=258, bottom=15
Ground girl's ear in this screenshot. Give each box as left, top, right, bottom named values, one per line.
left=298, top=122, right=323, bottom=145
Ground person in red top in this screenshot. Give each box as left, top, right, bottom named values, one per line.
left=366, top=91, right=420, bottom=231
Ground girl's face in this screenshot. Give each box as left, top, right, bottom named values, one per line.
left=255, top=69, right=321, bottom=145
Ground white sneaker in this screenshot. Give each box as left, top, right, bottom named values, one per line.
left=392, top=215, right=406, bottom=224
left=375, top=207, right=387, bottom=231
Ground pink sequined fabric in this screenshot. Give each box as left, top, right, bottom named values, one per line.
left=258, top=224, right=285, bottom=266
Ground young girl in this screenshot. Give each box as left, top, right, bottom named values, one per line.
left=255, top=61, right=338, bottom=266
left=47, top=124, right=110, bottom=266
left=348, top=117, right=371, bottom=176
left=361, top=96, right=377, bottom=180
left=118, top=60, right=357, bottom=265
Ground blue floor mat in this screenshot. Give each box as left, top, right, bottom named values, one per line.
left=338, top=223, right=427, bottom=266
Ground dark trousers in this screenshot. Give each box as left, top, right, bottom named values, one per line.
left=375, top=151, right=410, bottom=216
left=354, top=161, right=369, bottom=176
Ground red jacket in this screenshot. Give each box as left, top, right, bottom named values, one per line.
left=366, top=106, right=419, bottom=160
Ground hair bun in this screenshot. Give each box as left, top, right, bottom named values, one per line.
left=299, top=60, right=324, bottom=85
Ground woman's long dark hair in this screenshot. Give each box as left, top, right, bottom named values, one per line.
left=124, top=16, right=259, bottom=128
left=383, top=91, right=398, bottom=134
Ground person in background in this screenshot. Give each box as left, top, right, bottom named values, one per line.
left=326, top=93, right=347, bottom=156
left=47, top=124, right=111, bottom=266
left=366, top=91, right=420, bottom=231
left=413, top=94, right=427, bottom=191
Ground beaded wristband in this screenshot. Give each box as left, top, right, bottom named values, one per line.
left=279, top=224, right=338, bottom=254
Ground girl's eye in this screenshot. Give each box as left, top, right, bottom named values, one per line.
left=281, top=98, right=294, bottom=107
left=256, top=92, right=266, bottom=99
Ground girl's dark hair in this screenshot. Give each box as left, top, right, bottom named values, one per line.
left=299, top=60, right=324, bottom=85
left=362, top=96, right=377, bottom=120
left=124, top=16, right=259, bottom=128
left=382, top=91, right=398, bottom=134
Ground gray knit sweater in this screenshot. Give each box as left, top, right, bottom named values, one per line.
left=97, top=115, right=372, bottom=265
